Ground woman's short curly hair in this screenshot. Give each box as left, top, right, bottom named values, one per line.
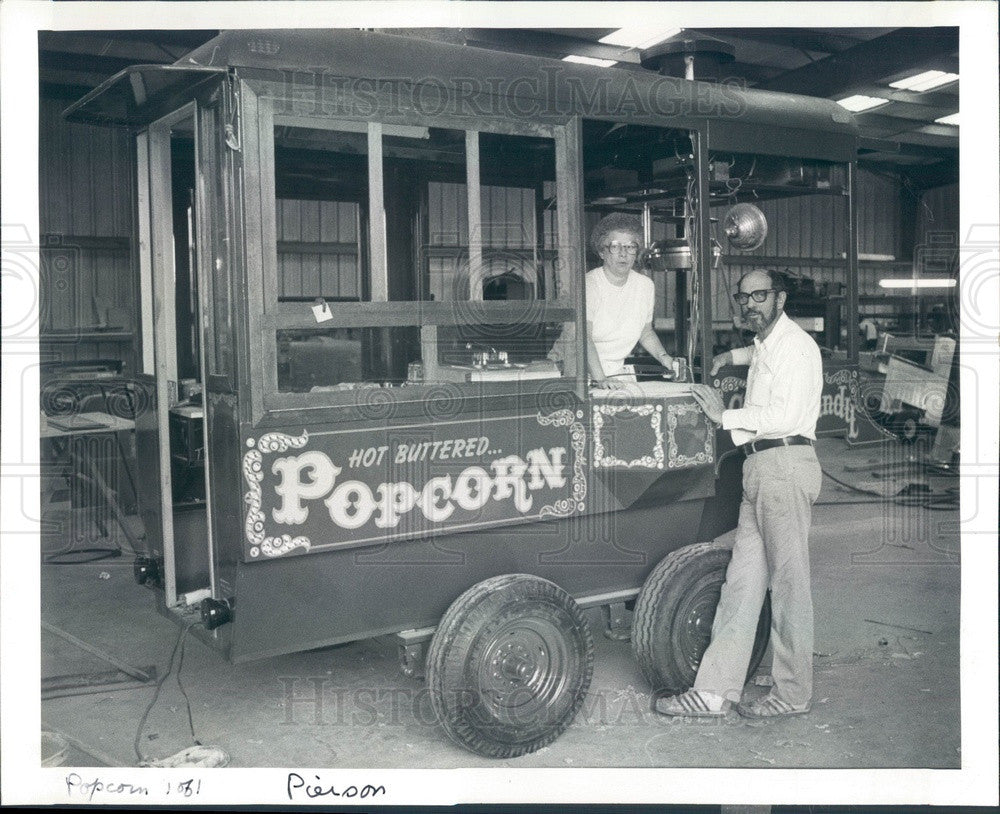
left=590, top=212, right=643, bottom=256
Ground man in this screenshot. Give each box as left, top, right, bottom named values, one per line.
left=859, top=317, right=879, bottom=351
left=657, top=268, right=823, bottom=718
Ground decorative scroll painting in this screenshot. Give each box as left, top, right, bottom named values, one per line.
left=592, top=403, right=665, bottom=469
left=591, top=397, right=713, bottom=471
left=665, top=402, right=714, bottom=468
left=241, top=410, right=587, bottom=559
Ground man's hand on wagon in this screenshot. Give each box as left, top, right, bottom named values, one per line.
left=690, top=384, right=725, bottom=424
left=709, top=351, right=734, bottom=377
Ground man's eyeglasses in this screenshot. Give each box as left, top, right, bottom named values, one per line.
left=733, top=288, right=776, bottom=306
left=601, top=242, right=640, bottom=255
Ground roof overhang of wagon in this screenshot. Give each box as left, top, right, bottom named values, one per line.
left=182, top=29, right=858, bottom=162
left=63, top=64, right=227, bottom=127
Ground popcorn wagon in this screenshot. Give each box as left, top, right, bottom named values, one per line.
left=66, top=29, right=860, bottom=757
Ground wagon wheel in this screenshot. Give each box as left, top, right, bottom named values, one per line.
left=426, top=574, right=594, bottom=759
left=632, top=542, right=771, bottom=694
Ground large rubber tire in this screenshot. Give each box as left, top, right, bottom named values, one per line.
left=426, top=574, right=594, bottom=759
left=632, top=542, right=772, bottom=694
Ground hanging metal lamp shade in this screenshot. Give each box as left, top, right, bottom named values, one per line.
left=724, top=203, right=768, bottom=250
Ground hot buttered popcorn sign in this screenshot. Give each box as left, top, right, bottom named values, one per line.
left=242, top=410, right=587, bottom=559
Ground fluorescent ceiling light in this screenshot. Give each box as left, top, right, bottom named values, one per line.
left=878, top=278, right=957, bottom=289
left=934, top=112, right=960, bottom=126
left=889, top=70, right=959, bottom=92
left=599, top=26, right=682, bottom=50
left=837, top=95, right=890, bottom=112
left=563, top=54, right=617, bottom=68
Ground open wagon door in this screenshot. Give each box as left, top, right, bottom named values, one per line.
left=68, top=67, right=235, bottom=610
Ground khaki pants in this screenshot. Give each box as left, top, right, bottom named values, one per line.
left=693, top=444, right=822, bottom=706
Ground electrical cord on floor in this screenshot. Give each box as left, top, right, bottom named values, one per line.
left=44, top=548, right=123, bottom=565
left=175, top=619, right=199, bottom=747
left=819, top=466, right=960, bottom=511
left=43, top=505, right=143, bottom=565
left=134, top=620, right=203, bottom=764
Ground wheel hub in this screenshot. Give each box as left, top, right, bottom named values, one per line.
left=495, top=641, right=535, bottom=682
left=478, top=620, right=568, bottom=722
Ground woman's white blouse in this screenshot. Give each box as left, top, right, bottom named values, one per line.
left=585, top=267, right=655, bottom=378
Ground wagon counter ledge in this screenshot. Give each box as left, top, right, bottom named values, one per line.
left=65, top=28, right=861, bottom=758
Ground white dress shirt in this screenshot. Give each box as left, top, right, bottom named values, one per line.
left=721, top=311, right=823, bottom=446
left=585, top=267, right=655, bottom=378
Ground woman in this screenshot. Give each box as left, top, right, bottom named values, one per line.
left=586, top=213, right=675, bottom=387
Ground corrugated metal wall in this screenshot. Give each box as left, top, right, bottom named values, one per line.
left=706, top=168, right=903, bottom=324
left=916, top=183, right=959, bottom=253
left=276, top=198, right=360, bottom=299
left=425, top=180, right=558, bottom=302
left=39, top=95, right=137, bottom=370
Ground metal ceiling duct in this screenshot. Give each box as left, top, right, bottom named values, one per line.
left=643, top=238, right=693, bottom=270
left=642, top=238, right=721, bottom=271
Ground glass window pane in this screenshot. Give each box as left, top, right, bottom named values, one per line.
left=420, top=311, right=572, bottom=384
left=197, top=104, right=234, bottom=378
left=276, top=319, right=572, bottom=392
left=273, top=124, right=368, bottom=303
left=276, top=327, right=420, bottom=392
left=382, top=127, right=467, bottom=301
left=425, top=181, right=468, bottom=301
left=479, top=133, right=558, bottom=302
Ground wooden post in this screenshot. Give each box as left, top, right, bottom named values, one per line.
left=694, top=128, right=714, bottom=381
left=846, top=161, right=860, bottom=362
left=368, top=123, right=388, bottom=302
left=555, top=119, right=585, bottom=386
left=466, top=130, right=483, bottom=301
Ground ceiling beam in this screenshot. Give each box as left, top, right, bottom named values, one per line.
left=423, top=28, right=643, bottom=64
left=693, top=27, right=868, bottom=55
left=911, top=123, right=961, bottom=139
left=920, top=54, right=960, bottom=75
left=753, top=28, right=958, bottom=96
left=39, top=36, right=183, bottom=64
left=893, top=130, right=962, bottom=149
left=39, top=68, right=127, bottom=90
left=858, top=136, right=957, bottom=161
left=39, top=30, right=216, bottom=65
left=859, top=102, right=957, bottom=123
left=848, top=85, right=958, bottom=109
left=860, top=158, right=957, bottom=190
left=81, top=29, right=219, bottom=49
left=40, top=50, right=170, bottom=77
left=40, top=81, right=103, bottom=101
left=852, top=112, right=960, bottom=143
left=713, top=62, right=785, bottom=84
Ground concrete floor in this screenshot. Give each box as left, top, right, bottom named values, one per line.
left=39, top=437, right=961, bottom=769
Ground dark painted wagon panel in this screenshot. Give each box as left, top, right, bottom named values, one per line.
left=230, top=467, right=714, bottom=662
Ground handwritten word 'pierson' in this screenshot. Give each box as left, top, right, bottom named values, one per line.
left=286, top=773, right=386, bottom=801
left=272, top=447, right=567, bottom=528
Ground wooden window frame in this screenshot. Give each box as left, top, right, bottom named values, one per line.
left=240, top=80, right=586, bottom=422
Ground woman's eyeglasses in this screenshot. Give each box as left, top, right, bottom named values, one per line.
left=733, top=288, right=776, bottom=306
left=601, top=242, right=640, bottom=255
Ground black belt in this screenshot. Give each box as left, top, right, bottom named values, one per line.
left=740, top=435, right=813, bottom=456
